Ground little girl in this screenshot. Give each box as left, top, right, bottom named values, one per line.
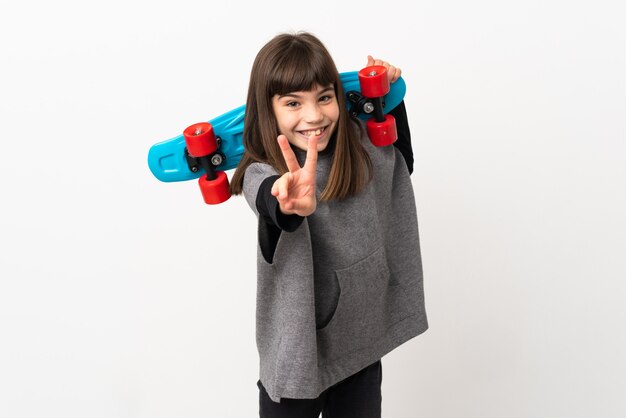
left=229, top=32, right=428, bottom=418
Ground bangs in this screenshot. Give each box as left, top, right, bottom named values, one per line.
left=268, top=42, right=337, bottom=96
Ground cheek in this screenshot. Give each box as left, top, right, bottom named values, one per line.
left=330, top=104, right=340, bottom=122
left=274, top=110, right=291, bottom=132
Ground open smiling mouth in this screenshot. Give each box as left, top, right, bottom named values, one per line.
left=298, top=126, right=327, bottom=138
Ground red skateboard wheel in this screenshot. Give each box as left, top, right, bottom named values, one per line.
left=366, top=114, right=397, bottom=147
left=198, top=170, right=231, bottom=204
left=183, top=122, right=217, bottom=157
left=358, top=65, right=390, bottom=98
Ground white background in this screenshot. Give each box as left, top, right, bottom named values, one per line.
left=1, top=1, right=625, bottom=417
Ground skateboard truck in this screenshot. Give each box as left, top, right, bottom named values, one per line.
left=346, top=91, right=383, bottom=119
left=355, top=65, right=397, bottom=146
left=183, top=123, right=231, bottom=204
left=185, top=140, right=225, bottom=174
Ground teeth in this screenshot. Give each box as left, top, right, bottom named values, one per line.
left=301, top=127, right=324, bottom=137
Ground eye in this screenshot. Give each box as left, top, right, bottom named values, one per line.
left=319, top=94, right=334, bottom=103
left=286, top=100, right=300, bottom=108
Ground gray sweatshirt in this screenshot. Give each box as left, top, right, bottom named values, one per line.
left=242, top=122, right=428, bottom=403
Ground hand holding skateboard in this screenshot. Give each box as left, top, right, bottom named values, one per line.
left=366, top=55, right=402, bottom=84
left=356, top=56, right=400, bottom=147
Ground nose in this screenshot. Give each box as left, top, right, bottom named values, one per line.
left=303, top=103, right=323, bottom=123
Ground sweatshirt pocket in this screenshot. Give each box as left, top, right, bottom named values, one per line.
left=316, top=246, right=409, bottom=363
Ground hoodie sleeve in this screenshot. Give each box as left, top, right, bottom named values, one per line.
left=389, top=101, right=414, bottom=175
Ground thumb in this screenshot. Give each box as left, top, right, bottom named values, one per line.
left=366, top=55, right=375, bottom=67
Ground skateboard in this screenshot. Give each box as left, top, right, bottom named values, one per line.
left=148, top=65, right=405, bottom=204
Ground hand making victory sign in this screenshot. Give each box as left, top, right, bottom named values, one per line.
left=271, top=134, right=319, bottom=217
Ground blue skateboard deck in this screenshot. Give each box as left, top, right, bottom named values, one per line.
left=148, top=71, right=406, bottom=183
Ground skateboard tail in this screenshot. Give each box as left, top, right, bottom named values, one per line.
left=148, top=135, right=197, bottom=182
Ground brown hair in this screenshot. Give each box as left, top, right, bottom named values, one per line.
left=229, top=32, right=372, bottom=201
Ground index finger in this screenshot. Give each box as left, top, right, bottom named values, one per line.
left=277, top=134, right=301, bottom=173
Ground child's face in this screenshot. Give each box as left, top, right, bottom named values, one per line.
left=272, top=84, right=339, bottom=152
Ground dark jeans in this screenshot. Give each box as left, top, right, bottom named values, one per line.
left=258, top=360, right=382, bottom=418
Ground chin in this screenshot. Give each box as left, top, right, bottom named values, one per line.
left=316, top=141, right=329, bottom=152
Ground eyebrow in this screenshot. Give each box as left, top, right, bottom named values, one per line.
left=277, top=85, right=334, bottom=99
